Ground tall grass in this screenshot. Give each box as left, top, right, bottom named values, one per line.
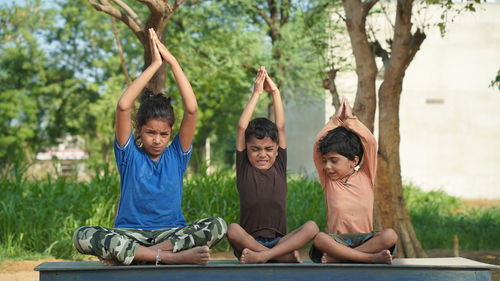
left=0, top=163, right=119, bottom=260
left=183, top=171, right=326, bottom=251
left=1, top=165, right=499, bottom=260
left=404, top=183, right=500, bottom=250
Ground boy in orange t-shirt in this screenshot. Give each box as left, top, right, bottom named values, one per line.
left=310, top=97, right=398, bottom=264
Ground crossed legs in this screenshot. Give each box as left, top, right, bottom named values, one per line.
left=73, top=217, right=227, bottom=265
left=227, top=221, right=319, bottom=264
left=313, top=229, right=398, bottom=264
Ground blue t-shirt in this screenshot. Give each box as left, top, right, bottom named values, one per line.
left=113, top=132, right=191, bottom=230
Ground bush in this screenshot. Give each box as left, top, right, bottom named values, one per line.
left=404, top=183, right=500, bottom=250
left=1, top=164, right=499, bottom=260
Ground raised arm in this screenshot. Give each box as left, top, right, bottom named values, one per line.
left=341, top=98, right=378, bottom=186
left=312, top=97, right=346, bottom=188
left=115, top=28, right=162, bottom=146
left=263, top=69, right=286, bottom=149
left=236, top=66, right=265, bottom=151
left=153, top=31, right=197, bottom=152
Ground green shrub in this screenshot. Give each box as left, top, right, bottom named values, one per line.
left=1, top=164, right=499, bottom=261
left=403, top=183, right=500, bottom=250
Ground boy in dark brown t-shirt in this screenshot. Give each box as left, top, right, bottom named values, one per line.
left=227, top=66, right=319, bottom=264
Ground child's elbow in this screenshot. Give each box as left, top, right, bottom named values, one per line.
left=276, top=122, right=286, bottom=131
left=116, top=102, right=129, bottom=112
left=237, top=124, right=247, bottom=134
left=185, top=106, right=198, bottom=115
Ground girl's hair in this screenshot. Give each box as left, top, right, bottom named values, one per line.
left=136, top=89, right=175, bottom=128
left=245, top=117, right=279, bottom=144
left=319, top=127, right=363, bottom=163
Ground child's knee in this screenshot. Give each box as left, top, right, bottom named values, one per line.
left=303, top=220, right=320, bottom=234
left=227, top=223, right=243, bottom=241
left=313, top=232, right=330, bottom=246
left=210, top=216, right=228, bottom=236
left=379, top=229, right=398, bottom=247
left=72, top=226, right=96, bottom=254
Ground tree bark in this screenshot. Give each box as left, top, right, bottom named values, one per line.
left=375, top=0, right=426, bottom=258
left=111, top=17, right=131, bottom=85
left=252, top=0, right=289, bottom=121
left=342, top=0, right=378, bottom=131
left=341, top=0, right=426, bottom=258
left=87, top=0, right=185, bottom=93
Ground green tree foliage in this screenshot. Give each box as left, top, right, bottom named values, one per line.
left=0, top=0, right=331, bottom=170
left=0, top=1, right=82, bottom=165
left=164, top=2, right=267, bottom=166
left=225, top=0, right=327, bottom=104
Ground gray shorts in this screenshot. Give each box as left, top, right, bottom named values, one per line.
left=309, top=231, right=397, bottom=263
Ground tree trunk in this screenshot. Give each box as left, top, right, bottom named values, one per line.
left=86, top=0, right=179, bottom=94
left=342, top=0, right=377, bottom=131
left=341, top=0, right=427, bottom=258
left=376, top=78, right=426, bottom=258
left=374, top=0, right=426, bottom=258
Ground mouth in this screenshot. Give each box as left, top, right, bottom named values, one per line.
left=327, top=171, right=338, bottom=178
left=256, top=160, right=269, bottom=166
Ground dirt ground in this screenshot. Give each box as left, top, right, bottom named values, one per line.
left=1, top=250, right=499, bottom=281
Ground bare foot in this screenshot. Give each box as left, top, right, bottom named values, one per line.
left=98, top=257, right=120, bottom=266
left=161, top=246, right=210, bottom=265
left=274, top=250, right=302, bottom=263
left=240, top=248, right=267, bottom=264
left=321, top=250, right=393, bottom=264
left=370, top=250, right=393, bottom=264
left=321, top=253, right=340, bottom=264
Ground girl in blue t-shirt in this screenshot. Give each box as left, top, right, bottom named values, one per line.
left=73, top=29, right=227, bottom=265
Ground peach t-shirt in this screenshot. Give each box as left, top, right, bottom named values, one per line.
left=313, top=116, right=377, bottom=234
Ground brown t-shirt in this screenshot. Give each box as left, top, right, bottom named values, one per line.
left=236, top=148, right=287, bottom=238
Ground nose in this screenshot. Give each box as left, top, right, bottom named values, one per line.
left=153, top=134, right=160, bottom=144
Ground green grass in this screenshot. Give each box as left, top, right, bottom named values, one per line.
left=1, top=164, right=499, bottom=260
left=404, top=183, right=500, bottom=250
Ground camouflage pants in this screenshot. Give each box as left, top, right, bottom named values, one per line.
left=72, top=217, right=227, bottom=265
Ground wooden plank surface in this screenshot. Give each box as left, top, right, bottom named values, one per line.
left=35, top=258, right=498, bottom=281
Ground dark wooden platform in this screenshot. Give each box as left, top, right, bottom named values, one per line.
left=35, top=257, right=498, bottom=281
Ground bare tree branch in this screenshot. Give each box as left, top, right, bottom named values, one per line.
left=361, top=0, right=379, bottom=18
left=111, top=17, right=131, bottom=85
left=254, top=4, right=272, bottom=26
left=363, top=0, right=379, bottom=12
left=87, top=0, right=142, bottom=34
left=280, top=0, right=290, bottom=26
left=164, top=0, right=185, bottom=23
left=370, top=39, right=390, bottom=67
left=323, top=67, right=341, bottom=109
left=136, top=0, right=162, bottom=13
left=112, top=0, right=143, bottom=27
left=406, top=28, right=426, bottom=67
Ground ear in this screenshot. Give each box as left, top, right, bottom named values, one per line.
left=352, top=155, right=360, bottom=168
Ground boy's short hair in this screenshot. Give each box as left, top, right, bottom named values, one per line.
left=245, top=118, right=279, bottom=144
left=319, top=127, right=363, bottom=163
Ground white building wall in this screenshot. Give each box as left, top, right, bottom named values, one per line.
left=400, top=3, right=500, bottom=199
left=286, top=3, right=500, bottom=199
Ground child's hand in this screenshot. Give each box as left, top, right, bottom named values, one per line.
left=335, top=96, right=346, bottom=120
left=263, top=69, right=279, bottom=94
left=253, top=66, right=265, bottom=94
left=148, top=29, right=162, bottom=66
left=150, top=29, right=176, bottom=65
left=342, top=96, right=353, bottom=118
